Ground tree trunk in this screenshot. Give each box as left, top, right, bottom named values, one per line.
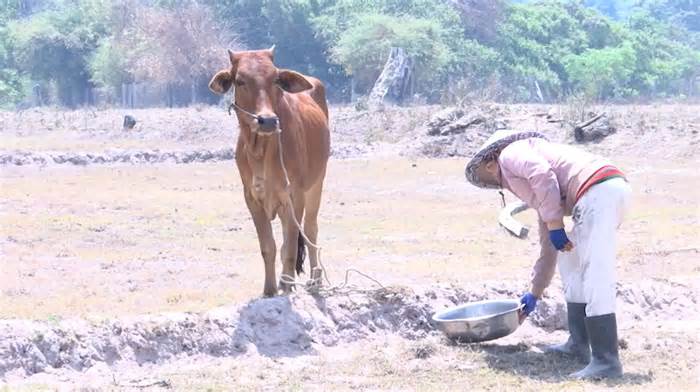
left=350, top=77, right=358, bottom=103
left=368, top=47, right=413, bottom=109
left=32, top=83, right=43, bottom=107
left=191, top=76, right=197, bottom=105
left=122, top=83, right=135, bottom=108
left=167, top=83, right=173, bottom=108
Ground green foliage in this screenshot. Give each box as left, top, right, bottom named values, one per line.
left=0, top=1, right=19, bottom=24
left=1, top=0, right=699, bottom=106
left=1, top=3, right=25, bottom=107
left=640, top=0, right=700, bottom=32
left=564, top=43, right=636, bottom=98
left=494, top=0, right=700, bottom=101
left=206, top=0, right=347, bottom=96
left=88, top=37, right=129, bottom=94
left=313, top=0, right=464, bottom=43
left=625, top=10, right=700, bottom=95
left=7, top=0, right=110, bottom=106
left=495, top=1, right=624, bottom=100
left=330, top=14, right=447, bottom=93
left=0, top=62, right=28, bottom=108
left=314, top=0, right=496, bottom=99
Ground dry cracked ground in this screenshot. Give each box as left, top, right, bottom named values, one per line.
left=0, top=104, right=699, bottom=391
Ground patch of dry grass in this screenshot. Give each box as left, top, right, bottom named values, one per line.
left=1, top=157, right=698, bottom=320
left=130, top=330, right=698, bottom=391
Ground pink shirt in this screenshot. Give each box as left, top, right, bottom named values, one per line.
left=498, top=138, right=610, bottom=296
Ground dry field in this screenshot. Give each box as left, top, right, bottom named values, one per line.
left=0, top=104, right=699, bottom=390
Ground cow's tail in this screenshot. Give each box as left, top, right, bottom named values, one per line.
left=295, top=232, right=306, bottom=275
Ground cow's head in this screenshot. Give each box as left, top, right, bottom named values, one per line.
left=208, top=46, right=314, bottom=133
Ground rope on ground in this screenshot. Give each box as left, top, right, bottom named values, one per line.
left=274, top=129, right=385, bottom=296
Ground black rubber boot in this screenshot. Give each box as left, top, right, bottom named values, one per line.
left=545, top=302, right=590, bottom=363
left=571, top=313, right=623, bottom=379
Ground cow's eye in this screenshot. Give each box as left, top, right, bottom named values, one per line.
left=235, top=79, right=245, bottom=87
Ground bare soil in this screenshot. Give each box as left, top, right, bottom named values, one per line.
left=0, top=103, right=699, bottom=390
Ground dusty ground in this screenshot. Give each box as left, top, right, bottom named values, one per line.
left=1, top=103, right=699, bottom=390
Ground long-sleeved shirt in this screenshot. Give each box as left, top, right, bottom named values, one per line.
left=497, top=138, right=610, bottom=297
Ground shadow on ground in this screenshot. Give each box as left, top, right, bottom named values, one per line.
left=463, top=342, right=654, bottom=386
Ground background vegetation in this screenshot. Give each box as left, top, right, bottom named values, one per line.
left=1, top=0, right=698, bottom=107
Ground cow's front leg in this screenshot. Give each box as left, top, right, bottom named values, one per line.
left=243, top=188, right=277, bottom=296
left=279, top=194, right=305, bottom=294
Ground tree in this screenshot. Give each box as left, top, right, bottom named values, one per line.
left=87, top=37, right=129, bottom=98
left=205, top=0, right=348, bottom=99
left=564, top=43, right=636, bottom=98
left=495, top=0, right=628, bottom=101
left=449, top=0, right=507, bottom=44
left=0, top=2, right=26, bottom=107
left=122, top=2, right=235, bottom=84
left=625, top=10, right=700, bottom=96
left=313, top=0, right=497, bottom=101
left=7, top=0, right=110, bottom=107
left=640, top=0, right=700, bottom=32
left=329, top=13, right=451, bottom=95
left=88, top=0, right=238, bottom=105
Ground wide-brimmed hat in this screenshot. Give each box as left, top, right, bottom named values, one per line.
left=465, top=130, right=548, bottom=189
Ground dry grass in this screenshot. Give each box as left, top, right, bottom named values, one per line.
left=1, top=104, right=699, bottom=390
left=1, top=156, right=698, bottom=320
left=50, top=327, right=693, bottom=391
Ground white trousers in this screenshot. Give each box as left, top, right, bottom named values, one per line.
left=558, top=178, right=631, bottom=317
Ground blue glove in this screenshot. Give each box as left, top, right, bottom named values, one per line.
left=549, top=228, right=570, bottom=251
left=520, top=293, right=537, bottom=316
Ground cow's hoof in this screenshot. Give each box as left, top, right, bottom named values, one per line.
left=263, top=285, right=278, bottom=297
left=279, top=281, right=294, bottom=294
left=311, top=268, right=323, bottom=283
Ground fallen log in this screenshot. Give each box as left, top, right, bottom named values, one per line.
left=574, top=112, right=616, bottom=143
left=575, top=112, right=604, bottom=130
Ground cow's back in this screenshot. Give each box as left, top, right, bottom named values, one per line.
left=276, top=76, right=330, bottom=192
left=303, top=75, right=328, bottom=121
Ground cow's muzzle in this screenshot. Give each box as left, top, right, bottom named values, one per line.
left=256, top=116, right=279, bottom=133
left=229, top=102, right=280, bottom=135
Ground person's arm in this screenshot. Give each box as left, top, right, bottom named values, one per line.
left=518, top=218, right=560, bottom=319
left=531, top=218, right=559, bottom=297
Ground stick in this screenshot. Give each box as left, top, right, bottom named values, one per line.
left=499, top=201, right=529, bottom=238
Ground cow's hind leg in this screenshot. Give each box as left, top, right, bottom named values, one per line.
left=244, top=188, right=277, bottom=297
left=304, top=177, right=324, bottom=285
left=279, top=193, right=304, bottom=293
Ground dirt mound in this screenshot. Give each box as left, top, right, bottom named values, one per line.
left=1, top=280, right=696, bottom=381
left=3, top=104, right=698, bottom=164
left=417, top=105, right=509, bottom=158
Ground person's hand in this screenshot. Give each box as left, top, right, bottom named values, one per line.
left=519, top=293, right=537, bottom=323
left=549, top=228, right=573, bottom=251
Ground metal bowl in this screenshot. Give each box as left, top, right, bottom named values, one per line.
left=432, top=299, right=522, bottom=343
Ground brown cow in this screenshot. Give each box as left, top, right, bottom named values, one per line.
left=208, top=47, right=330, bottom=296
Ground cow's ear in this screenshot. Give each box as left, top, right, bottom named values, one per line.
left=208, top=70, right=233, bottom=95
left=277, top=70, right=313, bottom=93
